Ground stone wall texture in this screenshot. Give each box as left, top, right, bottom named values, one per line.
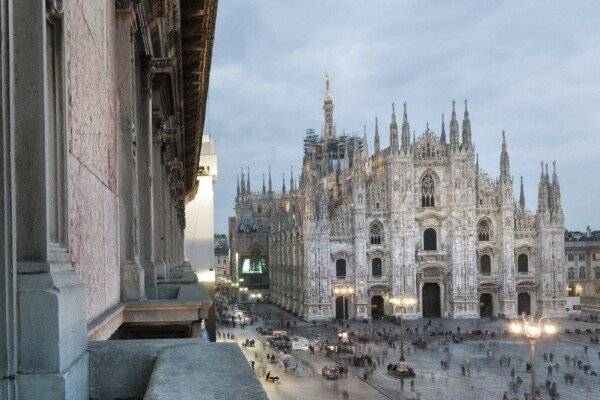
left=66, top=1, right=120, bottom=322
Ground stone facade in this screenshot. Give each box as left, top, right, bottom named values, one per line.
left=564, top=228, right=600, bottom=313
left=233, top=75, right=567, bottom=321
left=1, top=0, right=218, bottom=398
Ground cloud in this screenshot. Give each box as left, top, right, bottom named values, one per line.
left=206, top=0, right=600, bottom=233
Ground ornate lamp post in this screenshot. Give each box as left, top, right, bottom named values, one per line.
left=389, top=294, right=417, bottom=361
left=332, top=286, right=354, bottom=320
left=510, top=315, right=557, bottom=400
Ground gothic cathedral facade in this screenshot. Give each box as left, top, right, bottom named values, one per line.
left=232, top=75, right=566, bottom=321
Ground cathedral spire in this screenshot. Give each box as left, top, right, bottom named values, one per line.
left=268, top=166, right=272, bottom=194
left=236, top=174, right=240, bottom=197
left=374, top=116, right=381, bottom=153
left=462, top=99, right=472, bottom=149
left=537, top=161, right=549, bottom=213
left=389, top=102, right=399, bottom=151
left=500, top=130, right=510, bottom=177
left=440, top=113, right=446, bottom=144
left=246, top=167, right=251, bottom=193
left=519, top=176, right=526, bottom=211
left=282, top=172, right=286, bottom=194
left=240, top=167, right=246, bottom=194
left=262, top=173, right=266, bottom=195
left=290, top=166, right=295, bottom=192
left=363, top=125, right=368, bottom=158
left=450, top=100, right=459, bottom=150
left=323, top=72, right=335, bottom=138
left=552, top=161, right=562, bottom=213
left=401, top=102, right=410, bottom=150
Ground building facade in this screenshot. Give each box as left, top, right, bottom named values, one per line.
left=565, top=228, right=600, bottom=314
left=214, top=234, right=229, bottom=282
left=0, top=1, right=231, bottom=398
left=233, top=75, right=567, bottom=321
left=185, top=134, right=218, bottom=272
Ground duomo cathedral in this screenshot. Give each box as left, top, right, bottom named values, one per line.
left=229, top=75, right=566, bottom=321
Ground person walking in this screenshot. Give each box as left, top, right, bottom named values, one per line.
left=410, top=379, right=415, bottom=392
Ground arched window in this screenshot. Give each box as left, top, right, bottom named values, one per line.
left=477, top=220, right=491, bottom=242
left=336, top=259, right=347, bottom=278
left=595, top=267, right=600, bottom=280
left=371, top=258, right=382, bottom=277
left=421, top=174, right=435, bottom=207
left=480, top=254, right=491, bottom=275
left=579, top=266, right=586, bottom=280
left=568, top=267, right=575, bottom=280
left=423, top=228, right=437, bottom=251
left=370, top=221, right=383, bottom=245
left=517, top=254, right=529, bottom=273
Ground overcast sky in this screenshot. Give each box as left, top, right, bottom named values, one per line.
left=204, top=0, right=600, bottom=234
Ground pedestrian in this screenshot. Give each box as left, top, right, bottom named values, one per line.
left=251, top=360, right=255, bottom=370
left=510, top=367, right=515, bottom=379
left=400, top=377, right=405, bottom=391
left=502, top=392, right=509, bottom=400
left=410, top=379, right=415, bottom=392
left=584, top=345, right=588, bottom=355
left=547, top=364, right=553, bottom=376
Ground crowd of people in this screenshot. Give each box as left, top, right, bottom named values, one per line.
left=214, top=294, right=600, bottom=400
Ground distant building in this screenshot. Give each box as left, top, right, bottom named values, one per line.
left=565, top=227, right=600, bottom=314
left=185, top=134, right=218, bottom=272
left=214, top=234, right=230, bottom=281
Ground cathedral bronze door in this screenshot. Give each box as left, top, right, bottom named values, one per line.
left=335, top=296, right=349, bottom=320
left=422, top=283, right=441, bottom=318
left=479, top=293, right=493, bottom=318
left=517, top=292, right=531, bottom=316
left=370, top=295, right=384, bottom=319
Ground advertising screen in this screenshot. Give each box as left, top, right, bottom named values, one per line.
left=241, top=258, right=266, bottom=274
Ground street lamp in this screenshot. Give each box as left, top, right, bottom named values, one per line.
left=510, top=315, right=557, bottom=400
left=388, top=294, right=417, bottom=361
left=332, top=286, right=354, bottom=320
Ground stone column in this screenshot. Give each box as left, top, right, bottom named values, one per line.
left=152, top=127, right=166, bottom=279
left=13, top=1, right=87, bottom=398
left=116, top=11, right=144, bottom=301
left=138, top=60, right=157, bottom=298
left=1, top=1, right=17, bottom=396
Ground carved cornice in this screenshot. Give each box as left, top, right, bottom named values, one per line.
left=47, top=0, right=64, bottom=17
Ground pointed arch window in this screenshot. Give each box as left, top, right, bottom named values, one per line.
left=594, top=267, right=600, bottom=280
left=371, top=258, right=382, bottom=277
left=579, top=266, right=586, bottom=280
left=517, top=254, right=529, bottom=273
left=477, top=220, right=492, bottom=242
left=421, top=174, right=435, bottom=207
left=568, top=267, right=575, bottom=280
left=370, top=221, right=383, bottom=244
left=480, top=254, right=491, bottom=275
left=336, top=259, right=347, bottom=278
left=423, top=228, right=437, bottom=251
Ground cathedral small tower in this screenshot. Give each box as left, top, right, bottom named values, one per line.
left=374, top=116, right=381, bottom=153
left=389, top=103, right=399, bottom=151
left=323, top=73, right=335, bottom=139
left=500, top=131, right=510, bottom=178
left=450, top=100, right=459, bottom=150
left=401, top=102, right=410, bottom=151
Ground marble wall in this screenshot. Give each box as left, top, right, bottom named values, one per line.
left=66, top=1, right=121, bottom=322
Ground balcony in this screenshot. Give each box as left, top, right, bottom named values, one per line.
left=416, top=249, right=448, bottom=263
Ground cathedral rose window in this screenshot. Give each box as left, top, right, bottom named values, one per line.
left=421, top=174, right=435, bottom=207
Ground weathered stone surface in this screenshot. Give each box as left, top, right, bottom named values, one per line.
left=144, top=343, right=268, bottom=400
